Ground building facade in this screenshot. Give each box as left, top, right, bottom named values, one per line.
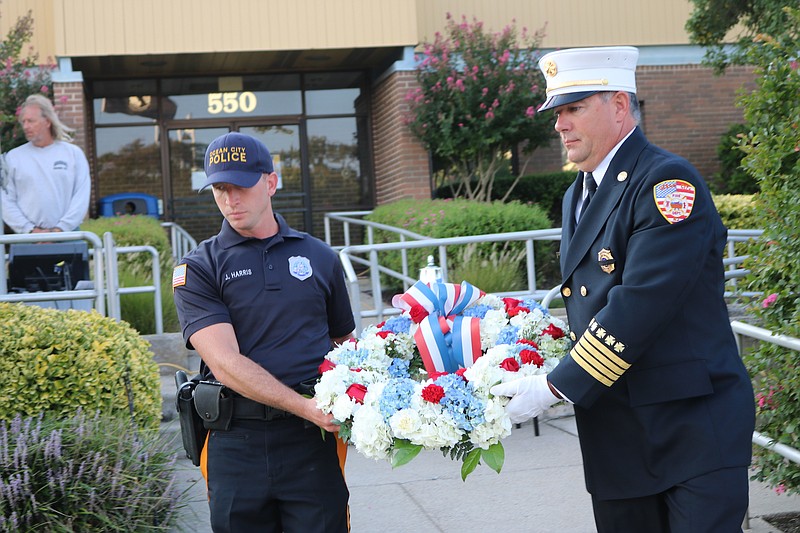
left=3, top=0, right=752, bottom=242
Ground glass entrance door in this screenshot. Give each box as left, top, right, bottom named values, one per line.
left=167, top=123, right=304, bottom=241
left=238, top=125, right=307, bottom=232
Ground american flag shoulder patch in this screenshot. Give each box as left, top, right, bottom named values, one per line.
left=172, top=264, right=187, bottom=288
left=653, top=179, right=696, bottom=224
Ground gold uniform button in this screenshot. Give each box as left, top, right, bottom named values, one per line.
left=580, top=286, right=588, bottom=296
left=569, top=331, right=577, bottom=341
left=562, top=287, right=572, bottom=298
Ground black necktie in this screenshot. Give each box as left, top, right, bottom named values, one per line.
left=579, top=172, right=596, bottom=221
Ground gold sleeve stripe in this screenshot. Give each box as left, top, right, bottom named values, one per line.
left=584, top=334, right=630, bottom=373
left=570, top=347, right=615, bottom=387
left=573, top=341, right=623, bottom=383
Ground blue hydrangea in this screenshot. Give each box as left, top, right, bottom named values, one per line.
left=335, top=347, right=370, bottom=368
left=520, top=298, right=547, bottom=314
left=462, top=304, right=491, bottom=319
left=379, top=378, right=417, bottom=420
left=388, top=358, right=411, bottom=378
left=382, top=316, right=413, bottom=335
left=495, top=325, right=520, bottom=346
left=435, top=374, right=485, bottom=431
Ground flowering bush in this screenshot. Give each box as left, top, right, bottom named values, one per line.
left=315, top=281, right=570, bottom=480
left=739, top=7, right=800, bottom=494
left=0, top=9, right=56, bottom=151
left=405, top=14, right=554, bottom=201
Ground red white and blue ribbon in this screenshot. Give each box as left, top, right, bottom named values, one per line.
left=393, top=280, right=485, bottom=374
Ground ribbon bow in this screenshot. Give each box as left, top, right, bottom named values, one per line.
left=392, top=280, right=485, bottom=374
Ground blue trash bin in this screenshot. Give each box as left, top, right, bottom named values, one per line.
left=98, top=193, right=160, bottom=218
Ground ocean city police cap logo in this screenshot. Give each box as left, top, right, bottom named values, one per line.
left=288, top=256, right=313, bottom=281
left=653, top=179, right=696, bottom=224
left=597, top=248, right=615, bottom=274
left=543, top=59, right=558, bottom=78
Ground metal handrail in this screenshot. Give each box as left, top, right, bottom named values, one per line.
left=103, top=231, right=164, bottom=334
left=730, top=320, right=800, bottom=465
left=0, top=230, right=106, bottom=313
left=161, top=221, right=198, bottom=263
left=338, top=228, right=563, bottom=333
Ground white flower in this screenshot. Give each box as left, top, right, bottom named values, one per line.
left=389, top=408, right=422, bottom=439
left=351, top=403, right=393, bottom=460
left=480, top=308, right=509, bottom=350
left=331, top=394, right=357, bottom=422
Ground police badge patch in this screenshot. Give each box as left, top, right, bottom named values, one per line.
left=288, top=256, right=313, bottom=281
left=653, top=179, right=696, bottom=224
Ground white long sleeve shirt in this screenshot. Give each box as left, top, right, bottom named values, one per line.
left=2, top=141, right=91, bottom=234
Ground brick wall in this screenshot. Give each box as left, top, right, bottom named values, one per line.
left=637, top=64, right=755, bottom=180
left=371, top=71, right=432, bottom=204
left=518, top=64, right=757, bottom=181
left=53, top=82, right=96, bottom=215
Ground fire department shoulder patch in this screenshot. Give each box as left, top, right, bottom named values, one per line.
left=653, top=179, right=696, bottom=224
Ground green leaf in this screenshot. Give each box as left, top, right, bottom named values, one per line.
left=391, top=439, right=423, bottom=468
left=481, top=442, right=505, bottom=474
left=461, top=448, right=481, bottom=481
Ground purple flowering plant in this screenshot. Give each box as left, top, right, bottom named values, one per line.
left=0, top=411, right=184, bottom=531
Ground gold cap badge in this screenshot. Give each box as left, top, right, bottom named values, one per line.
left=544, top=60, right=558, bottom=78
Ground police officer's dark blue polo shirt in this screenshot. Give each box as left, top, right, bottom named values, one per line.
left=173, top=214, right=355, bottom=387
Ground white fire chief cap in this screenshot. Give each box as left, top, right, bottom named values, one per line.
left=538, top=46, right=639, bottom=112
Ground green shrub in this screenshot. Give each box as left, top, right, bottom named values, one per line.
left=82, top=215, right=180, bottom=333
left=0, top=411, right=184, bottom=531
left=712, top=194, right=758, bottom=230
left=365, top=199, right=556, bottom=292
left=710, top=123, right=759, bottom=194
left=436, top=171, right=574, bottom=226
left=0, top=303, right=161, bottom=429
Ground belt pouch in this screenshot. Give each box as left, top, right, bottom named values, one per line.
left=175, top=371, right=207, bottom=466
left=194, top=381, right=233, bottom=431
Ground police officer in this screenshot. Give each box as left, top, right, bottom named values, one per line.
left=491, top=47, right=755, bottom=532
left=173, top=132, right=355, bottom=532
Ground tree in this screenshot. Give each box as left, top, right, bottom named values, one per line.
left=405, top=14, right=554, bottom=202
left=0, top=6, right=55, bottom=151
left=738, top=7, right=800, bottom=494
left=686, top=0, right=792, bottom=71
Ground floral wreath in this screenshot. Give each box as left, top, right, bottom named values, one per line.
left=314, top=280, right=571, bottom=480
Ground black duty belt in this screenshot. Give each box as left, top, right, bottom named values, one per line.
left=232, top=397, right=294, bottom=421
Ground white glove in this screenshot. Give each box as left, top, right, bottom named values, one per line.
left=490, top=374, right=560, bottom=424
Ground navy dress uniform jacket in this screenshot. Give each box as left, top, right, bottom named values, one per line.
left=549, top=127, right=755, bottom=500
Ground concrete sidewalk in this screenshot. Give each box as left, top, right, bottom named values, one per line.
left=164, top=408, right=800, bottom=532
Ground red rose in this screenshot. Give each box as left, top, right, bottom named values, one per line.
left=517, top=338, right=539, bottom=349
left=499, top=357, right=520, bottom=372
left=502, top=297, right=522, bottom=312
left=520, top=349, right=545, bottom=368
left=421, top=383, right=446, bottom=404
left=409, top=304, right=429, bottom=323
left=376, top=321, right=386, bottom=328
left=543, top=324, right=565, bottom=339
left=429, top=370, right=449, bottom=381
left=376, top=330, right=391, bottom=339
left=346, top=383, right=368, bottom=404
left=318, top=359, right=337, bottom=374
